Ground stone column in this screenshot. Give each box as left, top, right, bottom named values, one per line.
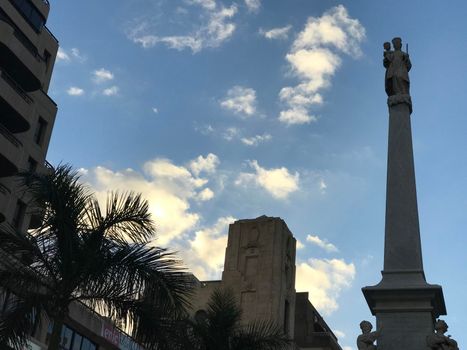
left=362, top=95, right=446, bottom=350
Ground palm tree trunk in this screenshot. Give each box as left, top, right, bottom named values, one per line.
left=48, top=316, right=64, bottom=350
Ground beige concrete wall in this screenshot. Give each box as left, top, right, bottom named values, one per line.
left=0, top=0, right=58, bottom=231
left=221, top=216, right=297, bottom=338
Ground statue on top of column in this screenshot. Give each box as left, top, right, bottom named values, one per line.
left=383, top=37, right=412, bottom=97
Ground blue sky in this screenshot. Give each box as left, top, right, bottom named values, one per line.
left=45, top=0, right=467, bottom=347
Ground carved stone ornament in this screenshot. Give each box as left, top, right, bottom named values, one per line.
left=426, top=320, right=459, bottom=350
left=357, top=320, right=380, bottom=350
left=387, top=94, right=412, bottom=113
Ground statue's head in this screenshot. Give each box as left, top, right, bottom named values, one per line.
left=434, top=320, right=448, bottom=333
left=360, top=320, right=373, bottom=333
left=383, top=42, right=391, bottom=51
left=392, top=37, right=402, bottom=50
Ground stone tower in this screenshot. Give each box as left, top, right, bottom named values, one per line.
left=222, top=216, right=297, bottom=338
left=362, top=38, right=446, bottom=349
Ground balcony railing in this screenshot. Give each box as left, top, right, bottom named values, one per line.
left=12, top=27, right=44, bottom=62
left=0, top=123, right=22, bottom=148
left=0, top=68, right=33, bottom=104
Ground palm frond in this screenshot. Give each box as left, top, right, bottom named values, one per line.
left=232, top=320, right=291, bottom=350
left=0, top=294, right=44, bottom=349
left=100, top=192, right=154, bottom=243
left=2, top=163, right=194, bottom=349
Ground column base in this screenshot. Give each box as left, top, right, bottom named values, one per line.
left=362, top=271, right=446, bottom=350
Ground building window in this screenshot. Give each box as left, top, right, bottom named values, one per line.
left=44, top=50, right=52, bottom=72
left=9, top=0, right=45, bottom=32
left=12, top=199, right=26, bottom=229
left=27, top=156, right=37, bottom=172
left=47, top=324, right=97, bottom=350
left=33, top=117, right=47, bottom=146
left=284, top=300, right=290, bottom=334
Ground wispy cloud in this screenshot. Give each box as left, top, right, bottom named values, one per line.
left=127, top=2, right=238, bottom=53
left=222, top=127, right=240, bottom=141
left=245, top=0, right=261, bottom=13
left=220, top=86, right=257, bottom=116
left=319, top=179, right=327, bottom=193
left=56, top=47, right=86, bottom=63
left=102, top=86, right=119, bottom=96
left=278, top=5, right=366, bottom=125
left=66, top=87, right=84, bottom=96
left=259, top=25, right=292, bottom=40
left=306, top=234, right=339, bottom=253
left=93, top=68, right=114, bottom=83
left=57, top=48, right=70, bottom=62
left=235, top=160, right=299, bottom=199
left=334, top=330, right=346, bottom=339
left=241, top=133, right=272, bottom=146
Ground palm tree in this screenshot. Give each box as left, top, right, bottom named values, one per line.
left=180, top=288, right=292, bottom=350
left=0, top=164, right=193, bottom=350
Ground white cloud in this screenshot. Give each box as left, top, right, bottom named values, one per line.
left=306, top=234, right=338, bottom=253
left=235, top=160, right=299, bottom=199
left=245, top=0, right=261, bottom=12
left=241, top=133, right=272, bottom=146
left=70, top=48, right=86, bottom=62
left=128, top=3, right=238, bottom=53
left=278, top=5, right=365, bottom=125
left=334, top=330, right=346, bottom=339
left=195, top=124, right=215, bottom=135
left=189, top=153, right=220, bottom=176
left=292, top=5, right=365, bottom=57
left=319, top=179, right=327, bottom=193
left=295, top=258, right=355, bottom=315
left=81, top=156, right=218, bottom=246
left=93, top=68, right=114, bottom=83
left=196, top=187, right=214, bottom=201
left=296, top=240, right=305, bottom=250
left=180, top=216, right=235, bottom=280
left=278, top=108, right=317, bottom=125
left=188, top=0, right=216, bottom=10
left=152, top=107, right=159, bottom=114
left=220, top=86, right=257, bottom=116
left=57, top=48, right=70, bottom=62
left=102, top=86, right=119, bottom=96
left=57, top=47, right=86, bottom=63
left=343, top=347, right=354, bottom=350
left=259, top=25, right=292, bottom=40
left=67, top=87, right=84, bottom=96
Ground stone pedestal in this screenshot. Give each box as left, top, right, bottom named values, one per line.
left=363, top=271, right=446, bottom=350
left=362, top=95, right=446, bottom=349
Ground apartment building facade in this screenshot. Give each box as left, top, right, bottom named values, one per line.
left=0, top=0, right=58, bottom=231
